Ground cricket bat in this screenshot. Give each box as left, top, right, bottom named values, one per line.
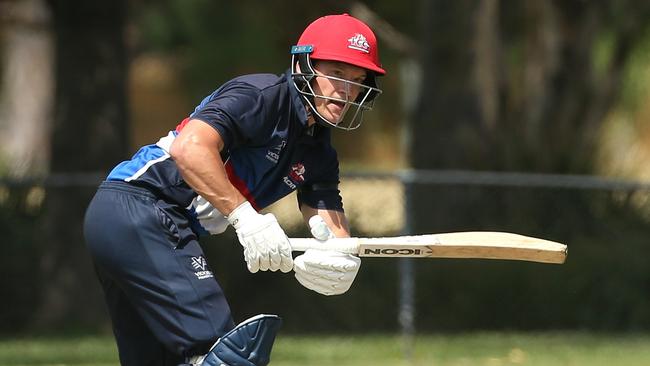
left=290, top=231, right=567, bottom=264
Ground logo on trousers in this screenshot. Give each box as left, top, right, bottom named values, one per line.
left=191, top=256, right=213, bottom=279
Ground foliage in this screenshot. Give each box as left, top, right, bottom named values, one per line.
left=0, top=188, right=43, bottom=332
left=130, top=0, right=351, bottom=99
left=404, top=1, right=650, bottom=335
left=127, top=1, right=409, bottom=167
left=616, top=27, right=650, bottom=114
left=410, top=0, right=650, bottom=173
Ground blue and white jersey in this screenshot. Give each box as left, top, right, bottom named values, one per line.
left=107, top=71, right=342, bottom=236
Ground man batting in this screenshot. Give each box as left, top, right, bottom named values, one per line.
left=83, top=13, right=386, bottom=366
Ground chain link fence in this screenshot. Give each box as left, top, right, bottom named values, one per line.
left=2, top=170, right=650, bottom=336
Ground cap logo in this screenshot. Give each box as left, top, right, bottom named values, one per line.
left=347, top=33, right=370, bottom=53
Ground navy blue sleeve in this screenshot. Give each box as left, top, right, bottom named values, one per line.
left=297, top=184, right=344, bottom=212
left=298, top=144, right=344, bottom=212
left=190, top=83, right=271, bottom=151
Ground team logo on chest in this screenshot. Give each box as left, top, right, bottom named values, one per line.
left=289, top=163, right=306, bottom=182
left=283, top=163, right=306, bottom=190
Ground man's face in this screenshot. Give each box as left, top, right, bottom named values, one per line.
left=310, top=60, right=367, bottom=125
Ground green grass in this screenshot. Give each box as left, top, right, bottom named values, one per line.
left=1, top=332, right=650, bottom=365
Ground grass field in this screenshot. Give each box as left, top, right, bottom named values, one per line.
left=1, top=332, right=649, bottom=365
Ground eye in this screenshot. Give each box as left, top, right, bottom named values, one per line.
left=331, top=69, right=344, bottom=78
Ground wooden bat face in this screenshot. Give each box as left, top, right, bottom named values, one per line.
left=290, top=232, right=567, bottom=264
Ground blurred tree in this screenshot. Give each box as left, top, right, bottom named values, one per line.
left=130, top=0, right=348, bottom=99
left=31, top=0, right=129, bottom=330
left=409, top=0, right=650, bottom=234
left=0, top=0, right=54, bottom=333
left=405, top=0, right=650, bottom=331
left=409, top=0, right=482, bottom=170
left=127, top=0, right=413, bottom=167
left=0, top=0, right=53, bottom=177
left=410, top=0, right=650, bottom=173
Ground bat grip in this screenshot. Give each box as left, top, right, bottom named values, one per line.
left=289, top=237, right=360, bottom=255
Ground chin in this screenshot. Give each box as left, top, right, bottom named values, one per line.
left=316, top=109, right=339, bottom=125
left=326, top=115, right=342, bottom=125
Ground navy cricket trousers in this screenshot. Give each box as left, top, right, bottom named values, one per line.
left=83, top=181, right=235, bottom=365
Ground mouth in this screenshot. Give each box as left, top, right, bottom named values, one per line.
left=328, top=101, right=346, bottom=115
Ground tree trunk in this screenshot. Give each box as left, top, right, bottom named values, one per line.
left=32, top=0, right=128, bottom=330
left=410, top=0, right=483, bottom=171
left=408, top=0, right=485, bottom=235
left=0, top=0, right=53, bottom=177
left=409, top=0, right=650, bottom=234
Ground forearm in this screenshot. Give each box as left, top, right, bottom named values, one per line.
left=301, top=206, right=350, bottom=237
left=170, top=120, right=246, bottom=216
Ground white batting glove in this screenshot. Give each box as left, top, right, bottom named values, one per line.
left=294, top=250, right=361, bottom=296
left=227, top=201, right=293, bottom=273
left=192, top=195, right=229, bottom=234
left=308, top=215, right=336, bottom=241
left=294, top=215, right=360, bottom=295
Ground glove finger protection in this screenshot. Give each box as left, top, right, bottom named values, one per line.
left=294, top=249, right=361, bottom=296
left=228, top=202, right=293, bottom=273
left=294, top=272, right=339, bottom=295
left=240, top=245, right=259, bottom=273
left=294, top=265, right=357, bottom=292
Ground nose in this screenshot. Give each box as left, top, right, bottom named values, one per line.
left=334, top=81, right=357, bottom=102
left=330, top=80, right=349, bottom=101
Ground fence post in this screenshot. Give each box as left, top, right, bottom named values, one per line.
left=398, top=170, right=415, bottom=361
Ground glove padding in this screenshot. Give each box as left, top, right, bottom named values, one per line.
left=227, top=202, right=293, bottom=273
left=308, top=215, right=336, bottom=241
left=294, top=249, right=361, bottom=296
left=192, top=195, right=229, bottom=235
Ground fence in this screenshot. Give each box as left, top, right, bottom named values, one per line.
left=2, top=170, right=650, bottom=338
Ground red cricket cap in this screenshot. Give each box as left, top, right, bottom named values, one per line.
left=296, top=13, right=386, bottom=75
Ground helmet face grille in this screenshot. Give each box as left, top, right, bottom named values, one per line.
left=291, top=54, right=382, bottom=131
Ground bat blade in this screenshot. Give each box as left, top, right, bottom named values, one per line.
left=290, top=231, right=567, bottom=264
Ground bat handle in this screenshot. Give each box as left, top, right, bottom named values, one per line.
left=289, top=237, right=361, bottom=255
